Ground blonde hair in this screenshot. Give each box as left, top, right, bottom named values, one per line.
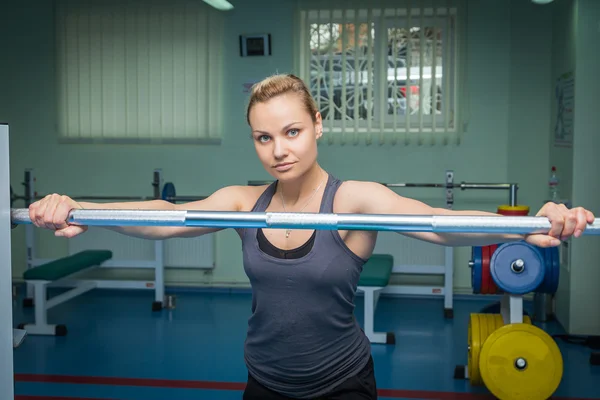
left=246, top=74, right=318, bottom=125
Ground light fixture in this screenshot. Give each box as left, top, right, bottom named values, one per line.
left=203, top=0, right=234, bottom=11
left=531, top=0, right=554, bottom=4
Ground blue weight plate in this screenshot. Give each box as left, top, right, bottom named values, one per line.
left=535, top=246, right=550, bottom=294
left=472, top=247, right=482, bottom=294
left=549, top=246, right=560, bottom=293
left=162, top=182, right=176, bottom=203
left=490, top=242, right=545, bottom=295
left=539, top=247, right=550, bottom=293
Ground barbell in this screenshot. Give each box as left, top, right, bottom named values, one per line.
left=9, top=181, right=206, bottom=206
left=9, top=208, right=600, bottom=234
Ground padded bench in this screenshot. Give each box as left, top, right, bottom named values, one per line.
left=19, top=250, right=112, bottom=336
left=357, top=254, right=395, bottom=345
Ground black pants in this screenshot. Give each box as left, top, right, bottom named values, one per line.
left=243, top=356, right=377, bottom=400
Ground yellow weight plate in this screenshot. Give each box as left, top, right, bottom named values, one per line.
left=485, top=314, right=497, bottom=341
left=477, top=314, right=489, bottom=386
left=494, top=314, right=504, bottom=330
left=467, top=314, right=480, bottom=385
left=497, top=204, right=530, bottom=212
left=468, top=314, right=504, bottom=386
left=479, top=323, right=563, bottom=400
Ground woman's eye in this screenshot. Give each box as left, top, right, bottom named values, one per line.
left=288, top=129, right=299, bottom=137
left=259, top=135, right=270, bottom=143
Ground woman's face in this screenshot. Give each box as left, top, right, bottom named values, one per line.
left=248, top=93, right=322, bottom=182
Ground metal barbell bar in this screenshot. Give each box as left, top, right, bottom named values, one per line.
left=248, top=179, right=520, bottom=207
left=10, top=186, right=205, bottom=204
left=9, top=169, right=207, bottom=207
left=9, top=208, right=600, bottom=235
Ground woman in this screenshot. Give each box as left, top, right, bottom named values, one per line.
left=29, top=74, right=594, bottom=400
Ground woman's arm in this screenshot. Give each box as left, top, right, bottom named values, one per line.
left=344, top=181, right=594, bottom=247
left=29, top=185, right=248, bottom=240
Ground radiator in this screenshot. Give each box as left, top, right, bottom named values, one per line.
left=67, top=227, right=215, bottom=269
left=373, top=232, right=445, bottom=271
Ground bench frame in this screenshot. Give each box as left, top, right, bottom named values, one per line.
left=20, top=264, right=102, bottom=336
left=357, top=285, right=395, bottom=344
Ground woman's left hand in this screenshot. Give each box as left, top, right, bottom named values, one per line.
left=525, top=202, right=595, bottom=247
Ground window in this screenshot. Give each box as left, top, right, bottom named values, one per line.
left=294, top=3, right=464, bottom=145
left=55, top=0, right=225, bottom=143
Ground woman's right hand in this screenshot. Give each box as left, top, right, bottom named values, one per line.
left=29, top=194, right=88, bottom=238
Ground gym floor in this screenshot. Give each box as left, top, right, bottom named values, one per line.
left=11, top=287, right=600, bottom=400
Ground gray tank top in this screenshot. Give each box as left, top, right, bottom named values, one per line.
left=238, top=174, right=372, bottom=399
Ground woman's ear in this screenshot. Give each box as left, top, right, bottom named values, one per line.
left=314, top=112, right=323, bottom=139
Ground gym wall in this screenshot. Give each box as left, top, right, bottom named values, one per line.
left=1, top=0, right=599, bottom=333
left=562, top=0, right=600, bottom=336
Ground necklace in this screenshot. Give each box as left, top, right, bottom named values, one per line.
left=280, top=174, right=326, bottom=238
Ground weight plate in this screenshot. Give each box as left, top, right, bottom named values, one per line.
left=549, top=246, right=560, bottom=293
left=469, top=314, right=504, bottom=386
left=541, top=247, right=553, bottom=293
left=479, top=323, right=563, bottom=400
left=467, top=314, right=481, bottom=385
left=488, top=244, right=499, bottom=294
left=482, top=246, right=490, bottom=295
left=162, top=182, right=176, bottom=203
left=538, top=247, right=549, bottom=293
left=472, top=247, right=483, bottom=294
left=490, top=242, right=545, bottom=294
left=538, top=246, right=558, bottom=294
left=497, top=204, right=530, bottom=216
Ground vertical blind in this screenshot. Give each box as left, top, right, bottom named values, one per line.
left=294, top=0, right=466, bottom=145
left=55, top=0, right=224, bottom=143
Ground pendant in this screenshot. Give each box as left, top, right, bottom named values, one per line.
left=285, top=229, right=291, bottom=238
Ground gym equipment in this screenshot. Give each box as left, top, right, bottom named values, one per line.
left=356, top=254, right=395, bottom=345
left=479, top=301, right=529, bottom=317
left=467, top=313, right=505, bottom=386
left=11, top=208, right=599, bottom=233
left=497, top=204, right=530, bottom=216
left=490, top=242, right=545, bottom=294
left=482, top=245, right=491, bottom=294
left=487, top=244, right=499, bottom=293
left=468, top=313, right=533, bottom=387
left=9, top=169, right=206, bottom=207
left=537, top=246, right=560, bottom=294
left=14, top=168, right=210, bottom=313
left=17, top=250, right=112, bottom=336
left=471, top=241, right=561, bottom=295
left=1, top=124, right=15, bottom=400
left=162, top=182, right=176, bottom=203
left=251, top=179, right=521, bottom=209
left=479, top=323, right=563, bottom=400
left=12, top=329, right=26, bottom=348
left=471, top=246, right=482, bottom=293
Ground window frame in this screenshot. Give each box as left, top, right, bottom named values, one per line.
left=296, top=5, right=462, bottom=143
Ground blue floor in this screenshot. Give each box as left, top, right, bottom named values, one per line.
left=11, top=287, right=600, bottom=399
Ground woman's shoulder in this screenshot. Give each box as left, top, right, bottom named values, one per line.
left=237, top=184, right=273, bottom=212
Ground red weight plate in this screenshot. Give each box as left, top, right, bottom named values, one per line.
left=496, top=210, right=529, bottom=216
left=488, top=244, right=498, bottom=294
left=482, top=245, right=490, bottom=294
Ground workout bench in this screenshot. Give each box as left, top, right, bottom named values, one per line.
left=357, top=254, right=395, bottom=345
left=18, top=250, right=112, bottom=336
